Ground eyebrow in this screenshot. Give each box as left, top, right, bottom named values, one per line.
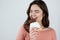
left=30, top=10, right=39, bottom=11
left=34, top=10, right=39, bottom=12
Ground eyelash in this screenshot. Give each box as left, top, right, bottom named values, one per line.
left=35, top=11, right=39, bottom=13
left=30, top=11, right=39, bottom=13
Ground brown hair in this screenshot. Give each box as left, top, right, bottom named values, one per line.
left=23, top=0, right=49, bottom=33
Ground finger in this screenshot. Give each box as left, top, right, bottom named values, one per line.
left=31, top=27, right=38, bottom=31
left=30, top=30, right=38, bottom=34
left=30, top=28, right=39, bottom=33
left=30, top=33, right=39, bottom=39
left=30, top=31, right=39, bottom=36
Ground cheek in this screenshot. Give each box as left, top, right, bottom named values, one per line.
left=37, top=13, right=43, bottom=20
left=29, top=13, right=34, bottom=19
left=29, top=13, right=31, bottom=17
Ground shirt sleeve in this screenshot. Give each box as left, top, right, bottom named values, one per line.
left=16, top=25, right=26, bottom=40
left=52, top=29, right=57, bottom=40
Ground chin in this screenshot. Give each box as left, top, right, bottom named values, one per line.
left=36, top=19, right=41, bottom=22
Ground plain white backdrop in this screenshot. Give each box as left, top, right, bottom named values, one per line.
left=0, top=0, right=60, bottom=40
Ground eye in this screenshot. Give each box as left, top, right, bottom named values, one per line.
left=35, top=11, right=39, bottom=13
left=35, top=10, right=39, bottom=13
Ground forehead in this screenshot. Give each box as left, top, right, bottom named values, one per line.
left=30, top=4, right=41, bottom=11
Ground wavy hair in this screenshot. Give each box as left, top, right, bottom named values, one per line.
left=23, top=0, right=49, bottom=33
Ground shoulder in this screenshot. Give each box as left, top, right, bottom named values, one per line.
left=18, top=25, right=27, bottom=37
left=48, top=27, right=57, bottom=39
left=20, top=25, right=25, bottom=30
left=48, top=27, right=56, bottom=33
left=19, top=25, right=27, bottom=33
left=16, top=25, right=27, bottom=40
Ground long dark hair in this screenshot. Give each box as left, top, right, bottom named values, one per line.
left=23, top=0, right=49, bottom=33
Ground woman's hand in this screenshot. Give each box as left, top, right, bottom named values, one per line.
left=30, top=27, right=39, bottom=40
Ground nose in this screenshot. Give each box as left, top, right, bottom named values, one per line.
left=30, top=13, right=37, bottom=19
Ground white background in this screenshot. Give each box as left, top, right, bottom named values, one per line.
left=0, top=0, right=60, bottom=40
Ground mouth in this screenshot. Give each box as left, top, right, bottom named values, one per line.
left=30, top=16, right=37, bottom=20
left=29, top=16, right=37, bottom=23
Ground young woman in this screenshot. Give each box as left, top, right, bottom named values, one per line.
left=16, top=0, right=57, bottom=40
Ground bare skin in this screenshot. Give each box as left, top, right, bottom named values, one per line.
left=29, top=4, right=45, bottom=30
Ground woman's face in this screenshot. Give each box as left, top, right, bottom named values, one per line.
left=29, top=4, right=43, bottom=22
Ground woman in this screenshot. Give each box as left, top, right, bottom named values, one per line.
left=16, top=0, right=57, bottom=40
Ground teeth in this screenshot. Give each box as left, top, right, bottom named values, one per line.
left=32, top=16, right=37, bottom=19
left=30, top=15, right=37, bottom=19
left=33, top=17, right=36, bottom=18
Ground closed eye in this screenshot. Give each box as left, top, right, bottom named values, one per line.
left=35, top=10, right=40, bottom=13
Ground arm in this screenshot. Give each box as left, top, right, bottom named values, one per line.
left=16, top=25, right=25, bottom=40
left=52, top=29, right=57, bottom=40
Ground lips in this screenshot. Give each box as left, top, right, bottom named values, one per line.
left=30, top=15, right=37, bottom=19
left=29, top=16, right=37, bottom=23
